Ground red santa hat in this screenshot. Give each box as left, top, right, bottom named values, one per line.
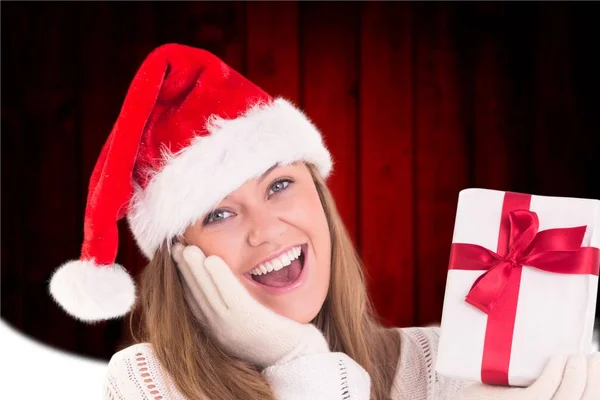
left=48, top=43, right=332, bottom=323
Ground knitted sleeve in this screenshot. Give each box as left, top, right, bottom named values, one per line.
left=104, top=328, right=468, bottom=400
left=104, top=343, right=188, bottom=400
left=390, top=327, right=472, bottom=400
left=262, top=352, right=371, bottom=399
left=104, top=343, right=370, bottom=400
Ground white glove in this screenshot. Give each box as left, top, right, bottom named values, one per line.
left=457, top=353, right=600, bottom=400
left=172, top=244, right=330, bottom=370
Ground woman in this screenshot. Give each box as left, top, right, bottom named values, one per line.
left=48, top=44, right=598, bottom=400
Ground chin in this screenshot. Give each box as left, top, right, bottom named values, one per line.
left=275, top=303, right=323, bottom=324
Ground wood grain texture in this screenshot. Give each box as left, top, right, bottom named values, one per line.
left=531, top=3, right=579, bottom=197
left=360, top=2, right=415, bottom=327
left=414, top=3, right=471, bottom=326
left=1, top=2, right=598, bottom=360
left=16, top=2, right=81, bottom=350
left=301, top=1, right=360, bottom=245
left=0, top=0, right=30, bottom=333
left=246, top=1, right=299, bottom=102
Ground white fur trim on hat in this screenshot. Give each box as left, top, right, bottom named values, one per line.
left=127, top=98, right=333, bottom=259
left=49, top=259, right=137, bottom=322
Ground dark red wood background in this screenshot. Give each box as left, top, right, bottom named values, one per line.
left=2, top=2, right=599, bottom=361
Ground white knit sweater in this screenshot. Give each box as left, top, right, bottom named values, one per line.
left=104, top=327, right=470, bottom=399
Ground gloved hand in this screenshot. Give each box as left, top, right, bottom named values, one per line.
left=172, top=244, right=331, bottom=370
left=457, top=353, right=600, bottom=400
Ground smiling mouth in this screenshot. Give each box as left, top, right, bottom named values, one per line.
left=249, top=245, right=306, bottom=288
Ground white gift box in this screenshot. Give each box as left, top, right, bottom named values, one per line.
left=435, top=188, right=600, bottom=387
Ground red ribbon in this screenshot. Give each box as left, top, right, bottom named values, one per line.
left=448, top=192, right=600, bottom=385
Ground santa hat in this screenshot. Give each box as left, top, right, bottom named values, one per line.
left=48, top=43, right=332, bottom=323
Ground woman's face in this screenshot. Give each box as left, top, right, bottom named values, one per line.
left=183, top=162, right=332, bottom=323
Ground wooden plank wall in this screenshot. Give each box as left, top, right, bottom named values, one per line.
left=2, top=2, right=599, bottom=360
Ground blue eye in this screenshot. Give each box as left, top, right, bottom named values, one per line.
left=269, top=179, right=292, bottom=196
left=203, top=209, right=234, bottom=225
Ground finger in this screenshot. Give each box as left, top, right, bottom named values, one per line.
left=204, top=255, right=254, bottom=310
left=526, top=355, right=567, bottom=400
left=171, top=243, right=186, bottom=266
left=582, top=353, right=600, bottom=400
left=181, top=273, right=213, bottom=321
left=183, top=246, right=227, bottom=315
left=552, top=355, right=586, bottom=400
left=172, top=244, right=215, bottom=321
left=175, top=248, right=211, bottom=317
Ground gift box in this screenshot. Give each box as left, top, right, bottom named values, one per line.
left=435, top=188, right=600, bottom=387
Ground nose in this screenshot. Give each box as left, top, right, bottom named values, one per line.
left=247, top=205, right=286, bottom=247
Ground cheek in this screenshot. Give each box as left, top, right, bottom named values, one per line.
left=192, top=231, right=247, bottom=274
left=302, top=195, right=330, bottom=258
left=278, top=191, right=328, bottom=234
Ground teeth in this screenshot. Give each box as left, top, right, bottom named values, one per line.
left=280, top=253, right=291, bottom=267
left=250, top=245, right=302, bottom=276
left=272, top=258, right=284, bottom=271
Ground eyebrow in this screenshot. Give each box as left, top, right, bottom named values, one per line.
left=258, top=164, right=278, bottom=183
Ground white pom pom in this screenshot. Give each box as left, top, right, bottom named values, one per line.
left=49, top=259, right=137, bottom=323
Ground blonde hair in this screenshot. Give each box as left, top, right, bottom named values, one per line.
left=128, top=163, right=401, bottom=399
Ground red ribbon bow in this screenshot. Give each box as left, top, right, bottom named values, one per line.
left=448, top=191, right=599, bottom=385
left=450, top=209, right=594, bottom=314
